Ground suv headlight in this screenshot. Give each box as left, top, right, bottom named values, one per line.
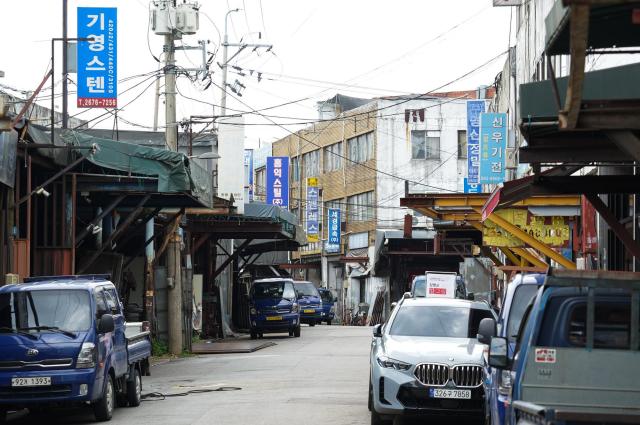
left=376, top=355, right=411, bottom=371
left=291, top=303, right=299, bottom=313
left=76, top=342, right=97, bottom=369
left=498, top=369, right=512, bottom=395
left=250, top=307, right=257, bottom=315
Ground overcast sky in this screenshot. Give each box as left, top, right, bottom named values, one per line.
left=1, top=1, right=511, bottom=148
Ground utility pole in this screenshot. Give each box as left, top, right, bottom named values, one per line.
left=220, top=8, right=272, bottom=115
left=62, top=0, right=69, bottom=128
left=163, top=1, right=183, bottom=356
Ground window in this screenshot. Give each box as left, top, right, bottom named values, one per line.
left=283, top=283, right=296, bottom=300
left=324, top=142, right=343, bottom=172
left=347, top=132, right=374, bottom=164
left=359, top=281, right=366, bottom=304
left=255, top=167, right=266, bottom=198
left=292, top=157, right=300, bottom=182
left=389, top=306, right=494, bottom=338
left=0, top=290, right=92, bottom=333
left=458, top=130, right=467, bottom=159
left=103, top=288, right=120, bottom=315
left=347, top=191, right=374, bottom=222
left=507, top=285, right=539, bottom=342
left=94, top=288, right=108, bottom=316
left=303, top=150, right=320, bottom=178
left=252, top=281, right=287, bottom=299
left=411, top=130, right=440, bottom=159
left=567, top=302, right=636, bottom=349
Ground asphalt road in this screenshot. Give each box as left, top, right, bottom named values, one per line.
left=6, top=325, right=481, bottom=425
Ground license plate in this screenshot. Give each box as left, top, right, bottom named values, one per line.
left=266, top=316, right=282, bottom=321
left=303, top=309, right=315, bottom=313
left=12, top=377, right=51, bottom=387
left=429, top=388, right=471, bottom=399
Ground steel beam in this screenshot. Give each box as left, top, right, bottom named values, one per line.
left=78, top=194, right=151, bottom=273
left=480, top=246, right=503, bottom=267
left=607, top=131, right=640, bottom=161
left=559, top=4, right=590, bottom=129
left=478, top=208, right=576, bottom=269
left=500, top=247, right=525, bottom=266
left=212, top=239, right=254, bottom=280
left=585, top=193, right=640, bottom=260
left=74, top=194, right=126, bottom=246
left=511, top=247, right=548, bottom=268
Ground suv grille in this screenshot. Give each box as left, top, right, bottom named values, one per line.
left=414, top=364, right=483, bottom=388
left=414, top=363, right=449, bottom=386
left=452, top=365, right=483, bottom=388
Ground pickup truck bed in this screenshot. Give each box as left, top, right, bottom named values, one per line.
left=514, top=400, right=640, bottom=425
left=126, top=331, right=152, bottom=368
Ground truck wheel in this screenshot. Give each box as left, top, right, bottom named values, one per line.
left=126, top=368, right=142, bottom=407
left=289, top=329, right=294, bottom=337
left=250, top=329, right=257, bottom=340
left=294, top=325, right=301, bottom=337
left=327, top=320, right=332, bottom=325
left=309, top=321, right=316, bottom=327
left=94, top=374, right=115, bottom=422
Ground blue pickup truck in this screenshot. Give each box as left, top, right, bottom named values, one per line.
left=0, top=275, right=151, bottom=422
left=480, top=269, right=640, bottom=425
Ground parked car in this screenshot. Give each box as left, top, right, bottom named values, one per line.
left=317, top=288, right=336, bottom=325
left=369, top=295, right=496, bottom=424
left=478, top=273, right=544, bottom=425
left=248, top=278, right=301, bottom=339
left=481, top=268, right=640, bottom=425
left=293, top=281, right=322, bottom=326
left=0, top=275, right=151, bottom=423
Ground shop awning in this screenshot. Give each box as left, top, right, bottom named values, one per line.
left=63, top=131, right=193, bottom=193
left=545, top=0, right=640, bottom=55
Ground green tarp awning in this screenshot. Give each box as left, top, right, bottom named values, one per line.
left=62, top=130, right=193, bottom=193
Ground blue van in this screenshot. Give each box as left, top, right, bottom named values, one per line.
left=249, top=278, right=301, bottom=339
left=293, top=281, right=322, bottom=326
left=478, top=273, right=544, bottom=425
left=317, top=288, right=336, bottom=325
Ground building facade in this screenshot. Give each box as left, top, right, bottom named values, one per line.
left=272, top=90, right=490, bottom=321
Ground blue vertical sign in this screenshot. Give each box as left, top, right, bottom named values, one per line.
left=244, top=149, right=254, bottom=202
left=463, top=178, right=481, bottom=194
left=266, top=156, right=289, bottom=207
left=479, top=112, right=507, bottom=184
left=77, top=7, right=117, bottom=108
left=466, top=100, right=485, bottom=184
left=326, top=208, right=341, bottom=253
left=306, top=179, right=319, bottom=243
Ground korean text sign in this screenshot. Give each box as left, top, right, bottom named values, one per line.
left=463, top=178, right=480, bottom=194
left=479, top=112, right=507, bottom=184
left=266, top=156, right=289, bottom=207
left=326, top=208, right=341, bottom=253
left=306, top=178, right=319, bottom=243
left=77, top=7, right=117, bottom=108
left=425, top=272, right=456, bottom=299
left=466, top=100, right=486, bottom=184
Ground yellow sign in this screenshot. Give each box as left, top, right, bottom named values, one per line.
left=307, top=177, right=318, bottom=187
left=483, top=209, right=571, bottom=247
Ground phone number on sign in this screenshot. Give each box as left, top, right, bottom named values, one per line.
left=77, top=98, right=117, bottom=108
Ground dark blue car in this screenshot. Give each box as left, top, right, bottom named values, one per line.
left=480, top=273, right=544, bottom=425
left=293, top=281, right=322, bottom=326
left=317, top=288, right=336, bottom=325
left=249, top=278, right=301, bottom=339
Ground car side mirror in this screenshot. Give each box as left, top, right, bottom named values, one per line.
left=98, top=313, right=115, bottom=334
left=372, top=324, right=382, bottom=338
left=488, top=337, right=509, bottom=369
left=477, top=318, right=497, bottom=345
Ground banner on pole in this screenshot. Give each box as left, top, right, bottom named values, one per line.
left=325, top=208, right=341, bottom=254
left=306, top=178, right=319, bottom=243
left=479, top=112, right=507, bottom=184
left=266, top=156, right=289, bottom=207
left=77, top=7, right=117, bottom=108
left=466, top=100, right=486, bottom=184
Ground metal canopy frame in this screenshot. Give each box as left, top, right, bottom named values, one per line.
left=401, top=192, right=582, bottom=269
